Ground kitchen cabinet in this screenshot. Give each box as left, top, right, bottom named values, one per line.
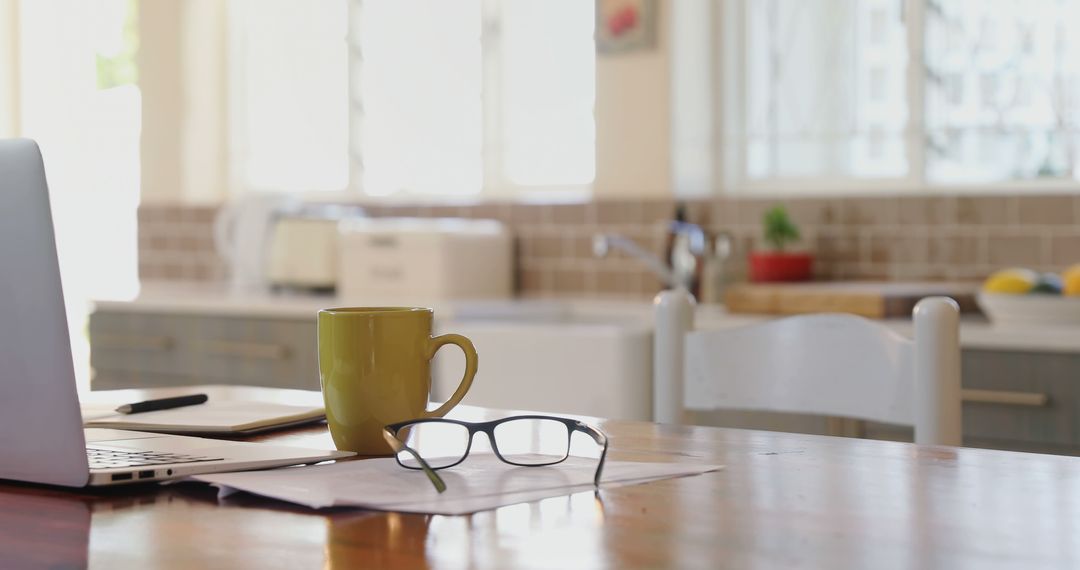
left=89, top=311, right=319, bottom=391
left=89, top=293, right=1080, bottom=456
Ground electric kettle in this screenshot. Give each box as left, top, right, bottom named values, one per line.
left=213, top=192, right=298, bottom=293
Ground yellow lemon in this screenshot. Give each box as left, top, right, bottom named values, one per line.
left=983, top=268, right=1038, bottom=294
left=1063, top=265, right=1080, bottom=296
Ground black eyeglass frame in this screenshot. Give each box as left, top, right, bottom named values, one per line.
left=382, top=414, right=610, bottom=493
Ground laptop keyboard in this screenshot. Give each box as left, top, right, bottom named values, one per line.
left=86, top=446, right=224, bottom=470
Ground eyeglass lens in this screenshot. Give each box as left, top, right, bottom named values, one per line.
left=395, top=422, right=470, bottom=469
left=492, top=418, right=571, bottom=466
left=395, top=418, right=573, bottom=469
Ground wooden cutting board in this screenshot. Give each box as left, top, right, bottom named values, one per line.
left=723, top=281, right=981, bottom=319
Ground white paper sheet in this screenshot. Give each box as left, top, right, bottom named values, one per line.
left=191, top=454, right=723, bottom=515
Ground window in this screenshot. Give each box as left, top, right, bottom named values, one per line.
left=350, top=0, right=483, bottom=197
left=349, top=0, right=596, bottom=197
left=723, top=0, right=1080, bottom=191
left=228, top=0, right=350, bottom=193
left=924, top=0, right=1080, bottom=183
left=6, top=0, right=142, bottom=389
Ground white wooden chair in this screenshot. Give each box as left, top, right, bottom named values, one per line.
left=653, top=290, right=962, bottom=446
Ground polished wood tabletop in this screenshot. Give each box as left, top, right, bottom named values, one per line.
left=4, top=385, right=1080, bottom=569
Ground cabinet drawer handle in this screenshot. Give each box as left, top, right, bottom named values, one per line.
left=198, top=340, right=291, bottom=360
left=962, top=389, right=1049, bottom=407
left=93, top=335, right=174, bottom=351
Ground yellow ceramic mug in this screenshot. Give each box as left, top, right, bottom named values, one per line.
left=318, top=307, right=478, bottom=455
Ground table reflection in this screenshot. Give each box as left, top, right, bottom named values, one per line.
left=325, top=512, right=433, bottom=569
left=0, top=488, right=90, bottom=568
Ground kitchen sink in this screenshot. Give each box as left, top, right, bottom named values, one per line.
left=431, top=300, right=654, bottom=421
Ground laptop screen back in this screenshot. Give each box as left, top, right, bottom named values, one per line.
left=0, top=139, right=89, bottom=486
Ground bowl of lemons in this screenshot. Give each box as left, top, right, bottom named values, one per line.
left=977, top=265, right=1080, bottom=326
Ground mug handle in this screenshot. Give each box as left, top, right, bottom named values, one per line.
left=423, top=333, right=478, bottom=418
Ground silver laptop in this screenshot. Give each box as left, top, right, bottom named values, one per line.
left=0, top=138, right=352, bottom=487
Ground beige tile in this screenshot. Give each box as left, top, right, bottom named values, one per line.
left=137, top=259, right=160, bottom=276
left=158, top=205, right=184, bottom=223
left=194, top=233, right=217, bottom=251
left=898, top=196, right=957, bottom=225
left=551, top=268, right=586, bottom=293
left=596, top=268, right=641, bottom=295
left=172, top=235, right=201, bottom=251
left=591, top=200, right=634, bottom=225
left=812, top=259, right=837, bottom=280
left=839, top=197, right=900, bottom=226
left=160, top=263, right=184, bottom=280
left=518, top=268, right=545, bottom=294
left=942, top=266, right=994, bottom=282
left=729, top=232, right=757, bottom=259
left=361, top=204, right=387, bottom=217
left=462, top=203, right=504, bottom=223
left=928, top=233, right=983, bottom=265
left=956, top=196, right=1011, bottom=225
left=148, top=235, right=170, bottom=250
left=136, top=206, right=159, bottom=224
left=628, top=225, right=668, bottom=256
left=639, top=272, right=666, bottom=297
left=734, top=199, right=774, bottom=229
left=836, top=262, right=886, bottom=280
left=987, top=233, right=1045, bottom=266
left=523, top=234, right=563, bottom=259
left=548, top=203, right=588, bottom=225
left=1017, top=195, right=1076, bottom=226
left=878, top=234, right=929, bottom=264
left=866, top=231, right=896, bottom=264
left=815, top=230, right=861, bottom=264
left=424, top=205, right=464, bottom=218
left=786, top=198, right=837, bottom=228
left=566, top=232, right=597, bottom=260
left=510, top=203, right=544, bottom=225
left=380, top=205, right=421, bottom=218
left=180, top=206, right=218, bottom=224
left=889, top=264, right=949, bottom=281
left=709, top=197, right=739, bottom=226
left=641, top=200, right=677, bottom=224
left=682, top=199, right=712, bottom=226
left=1050, top=233, right=1080, bottom=266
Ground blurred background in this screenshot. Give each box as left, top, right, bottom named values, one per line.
left=2, top=1, right=1079, bottom=423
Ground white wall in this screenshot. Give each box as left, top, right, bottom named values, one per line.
left=0, top=0, right=19, bottom=137
left=138, top=0, right=227, bottom=205
left=593, top=0, right=673, bottom=199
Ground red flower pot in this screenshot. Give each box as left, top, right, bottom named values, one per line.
left=749, top=252, right=814, bottom=283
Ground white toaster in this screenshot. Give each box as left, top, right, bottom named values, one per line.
left=264, top=204, right=366, bottom=291
left=337, top=218, right=513, bottom=304
left=265, top=217, right=340, bottom=290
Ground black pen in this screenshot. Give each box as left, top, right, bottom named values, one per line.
left=115, top=394, right=209, bottom=414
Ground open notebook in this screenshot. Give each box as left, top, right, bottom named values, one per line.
left=82, top=402, right=326, bottom=435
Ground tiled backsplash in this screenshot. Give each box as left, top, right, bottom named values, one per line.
left=139, top=195, right=1080, bottom=300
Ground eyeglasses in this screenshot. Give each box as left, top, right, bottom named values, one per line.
left=381, top=415, right=609, bottom=494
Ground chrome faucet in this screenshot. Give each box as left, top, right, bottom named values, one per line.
left=593, top=228, right=732, bottom=302
left=592, top=233, right=681, bottom=289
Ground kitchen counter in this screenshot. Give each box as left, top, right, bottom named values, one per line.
left=91, top=283, right=1080, bottom=354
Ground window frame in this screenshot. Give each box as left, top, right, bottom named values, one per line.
left=347, top=0, right=596, bottom=202
left=717, top=0, right=1080, bottom=197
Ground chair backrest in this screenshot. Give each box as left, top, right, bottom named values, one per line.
left=653, top=291, right=961, bottom=446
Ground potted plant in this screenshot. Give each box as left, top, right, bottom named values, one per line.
left=748, top=205, right=813, bottom=282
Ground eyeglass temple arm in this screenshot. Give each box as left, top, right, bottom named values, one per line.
left=382, top=428, right=447, bottom=493
left=574, top=422, right=609, bottom=487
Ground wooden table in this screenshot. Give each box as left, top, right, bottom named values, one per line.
left=4, top=385, right=1080, bottom=569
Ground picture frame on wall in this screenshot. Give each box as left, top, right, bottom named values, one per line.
left=596, top=0, right=657, bottom=54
